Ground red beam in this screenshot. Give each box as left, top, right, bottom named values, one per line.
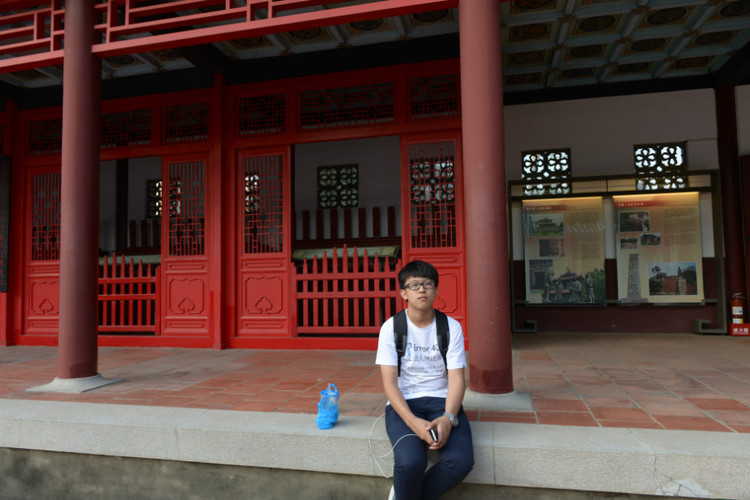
left=108, top=8, right=244, bottom=39
left=0, top=26, right=37, bottom=44
left=95, top=0, right=458, bottom=57
left=0, top=51, right=63, bottom=72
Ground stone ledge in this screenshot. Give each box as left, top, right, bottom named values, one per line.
left=1, top=399, right=748, bottom=499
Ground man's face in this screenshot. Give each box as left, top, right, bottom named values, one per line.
left=400, top=276, right=437, bottom=308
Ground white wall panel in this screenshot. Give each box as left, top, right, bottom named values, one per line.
left=504, top=89, right=719, bottom=179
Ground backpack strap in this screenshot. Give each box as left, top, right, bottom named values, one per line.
left=393, top=310, right=408, bottom=377
left=434, top=310, right=449, bottom=371
left=393, top=309, right=450, bottom=377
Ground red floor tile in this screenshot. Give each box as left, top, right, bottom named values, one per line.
left=582, top=396, right=637, bottom=408
left=598, top=420, right=663, bottom=429
left=148, top=396, right=196, bottom=407
left=533, top=399, right=588, bottom=412
left=172, top=386, right=221, bottom=398
left=704, top=410, right=750, bottom=425
left=590, top=407, right=652, bottom=421
left=536, top=411, right=598, bottom=427
left=652, top=415, right=730, bottom=432
left=252, top=389, right=299, bottom=403
left=232, top=400, right=282, bottom=412
left=686, top=398, right=750, bottom=411
left=637, top=402, right=707, bottom=417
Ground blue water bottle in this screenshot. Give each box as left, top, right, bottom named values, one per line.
left=315, top=383, right=339, bottom=429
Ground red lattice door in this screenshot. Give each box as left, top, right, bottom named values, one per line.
left=236, top=148, right=292, bottom=337
left=401, top=134, right=466, bottom=325
left=24, top=167, right=61, bottom=337
left=160, top=155, right=211, bottom=337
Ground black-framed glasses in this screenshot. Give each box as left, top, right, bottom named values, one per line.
left=403, top=281, right=435, bottom=291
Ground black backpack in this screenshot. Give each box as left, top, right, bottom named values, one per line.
left=393, top=309, right=449, bottom=377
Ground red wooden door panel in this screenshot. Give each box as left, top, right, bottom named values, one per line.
left=160, top=155, right=211, bottom=337
left=400, top=134, right=466, bottom=326
left=24, top=168, right=61, bottom=338
left=236, top=148, right=292, bottom=337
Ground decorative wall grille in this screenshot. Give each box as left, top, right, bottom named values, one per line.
left=243, top=155, right=284, bottom=254
left=522, top=149, right=572, bottom=196
left=634, top=142, right=687, bottom=190
left=317, top=164, right=358, bottom=209
left=163, top=102, right=209, bottom=144
left=299, top=82, right=394, bottom=130
left=410, top=73, right=459, bottom=119
left=167, top=160, right=205, bottom=256
left=31, top=171, right=61, bottom=261
left=101, top=109, right=152, bottom=148
left=28, top=118, right=62, bottom=156
left=238, top=94, right=286, bottom=136
left=146, top=179, right=162, bottom=218
left=409, top=141, right=457, bottom=248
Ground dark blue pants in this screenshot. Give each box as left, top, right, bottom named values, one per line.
left=385, top=397, right=474, bottom=500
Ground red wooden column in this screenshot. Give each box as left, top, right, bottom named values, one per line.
left=57, top=1, right=101, bottom=380
left=459, top=0, right=513, bottom=393
left=714, top=87, right=747, bottom=322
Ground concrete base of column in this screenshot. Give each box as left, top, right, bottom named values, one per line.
left=464, top=390, right=533, bottom=412
left=27, top=374, right=122, bottom=394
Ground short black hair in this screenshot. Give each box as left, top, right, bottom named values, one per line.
left=398, top=260, right=439, bottom=289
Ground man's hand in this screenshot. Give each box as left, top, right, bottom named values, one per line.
left=426, top=415, right=452, bottom=450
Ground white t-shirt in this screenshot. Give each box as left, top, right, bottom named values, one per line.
left=375, top=311, right=467, bottom=400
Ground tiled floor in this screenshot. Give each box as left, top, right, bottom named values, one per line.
left=1, top=333, right=749, bottom=433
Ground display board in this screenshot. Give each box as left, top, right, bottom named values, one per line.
left=523, top=197, right=606, bottom=305
left=614, top=192, right=703, bottom=304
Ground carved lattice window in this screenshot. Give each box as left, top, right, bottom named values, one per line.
left=409, top=142, right=457, bottom=248
left=146, top=179, right=162, bottom=218
left=410, top=73, right=459, bottom=119
left=101, top=109, right=152, bottom=148
left=243, top=155, right=283, bottom=254
left=299, top=82, right=394, bottom=130
left=521, top=149, right=571, bottom=196
left=31, top=171, right=61, bottom=261
left=317, top=164, right=359, bottom=209
left=28, top=118, right=62, bottom=156
left=238, top=94, right=286, bottom=136
left=167, top=160, right=205, bottom=256
left=634, top=142, right=687, bottom=191
left=163, top=102, right=209, bottom=144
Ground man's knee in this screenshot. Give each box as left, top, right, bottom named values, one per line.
left=439, top=449, right=474, bottom=478
left=394, top=453, right=428, bottom=476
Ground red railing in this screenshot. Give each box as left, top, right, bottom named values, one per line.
left=98, top=254, right=160, bottom=335
left=295, top=245, right=401, bottom=335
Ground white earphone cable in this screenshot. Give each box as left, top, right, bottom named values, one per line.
left=368, top=413, right=419, bottom=478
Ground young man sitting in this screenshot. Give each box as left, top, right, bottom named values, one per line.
left=376, top=260, right=474, bottom=500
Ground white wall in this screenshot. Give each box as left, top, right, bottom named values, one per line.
left=98, top=156, right=160, bottom=253
left=504, top=88, right=719, bottom=179
left=294, top=136, right=401, bottom=239
left=737, top=85, right=750, bottom=157
left=127, top=157, right=161, bottom=222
